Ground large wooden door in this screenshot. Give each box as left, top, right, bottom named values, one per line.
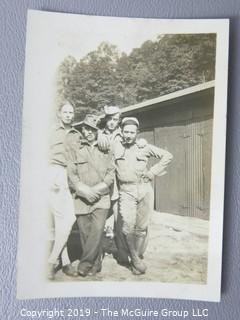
left=154, top=124, right=186, bottom=215
left=154, top=116, right=212, bottom=220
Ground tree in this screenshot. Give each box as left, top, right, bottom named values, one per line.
left=56, top=34, right=216, bottom=120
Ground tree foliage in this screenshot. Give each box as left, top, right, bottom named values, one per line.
left=56, top=34, right=216, bottom=121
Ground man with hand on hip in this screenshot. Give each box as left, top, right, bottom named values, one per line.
left=113, top=117, right=173, bottom=275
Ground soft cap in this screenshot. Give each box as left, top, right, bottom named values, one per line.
left=104, top=105, right=121, bottom=116
left=121, top=117, right=139, bottom=128
left=79, top=114, right=99, bottom=130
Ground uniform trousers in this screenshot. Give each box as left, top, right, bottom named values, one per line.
left=115, top=181, right=153, bottom=262
left=118, top=181, right=154, bottom=237
left=48, top=165, right=75, bottom=265
left=76, top=208, right=108, bottom=272
left=105, top=175, right=119, bottom=232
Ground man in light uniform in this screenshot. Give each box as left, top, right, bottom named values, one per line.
left=113, top=117, right=173, bottom=274
left=98, top=105, right=122, bottom=146
left=48, top=102, right=81, bottom=280
left=98, top=106, right=147, bottom=263
left=98, top=106, right=122, bottom=238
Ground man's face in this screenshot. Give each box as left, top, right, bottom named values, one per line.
left=105, top=113, right=120, bottom=132
left=59, top=104, right=74, bottom=125
left=122, top=124, right=138, bottom=145
left=82, top=125, right=98, bottom=143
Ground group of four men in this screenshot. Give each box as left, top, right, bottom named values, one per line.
left=48, top=102, right=173, bottom=279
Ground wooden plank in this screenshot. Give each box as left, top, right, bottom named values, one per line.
left=185, top=120, right=204, bottom=218
left=154, top=125, right=186, bottom=215
left=202, top=117, right=213, bottom=218
left=153, top=116, right=212, bottom=220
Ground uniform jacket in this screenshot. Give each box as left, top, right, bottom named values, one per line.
left=113, top=141, right=173, bottom=184
left=67, top=140, right=115, bottom=214
left=49, top=122, right=81, bottom=167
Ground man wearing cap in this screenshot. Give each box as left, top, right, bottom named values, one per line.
left=48, top=101, right=81, bottom=280
left=113, top=117, right=173, bottom=274
left=97, top=106, right=122, bottom=239
left=98, top=105, right=122, bottom=148
left=68, top=114, right=115, bottom=276
left=98, top=106, right=148, bottom=264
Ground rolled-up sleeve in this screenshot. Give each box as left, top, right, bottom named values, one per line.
left=144, top=144, right=173, bottom=176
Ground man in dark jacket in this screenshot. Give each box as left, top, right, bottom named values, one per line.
left=68, top=114, right=115, bottom=277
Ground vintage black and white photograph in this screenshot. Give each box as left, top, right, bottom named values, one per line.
left=17, top=11, right=229, bottom=301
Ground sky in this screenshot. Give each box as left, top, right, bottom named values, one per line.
left=28, top=10, right=224, bottom=70
left=47, top=13, right=163, bottom=62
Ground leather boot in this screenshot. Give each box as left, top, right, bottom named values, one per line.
left=126, top=234, right=147, bottom=274
left=62, top=264, right=78, bottom=277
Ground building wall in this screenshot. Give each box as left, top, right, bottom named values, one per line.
left=123, top=88, right=214, bottom=220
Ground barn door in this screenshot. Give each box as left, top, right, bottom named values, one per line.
left=183, top=117, right=212, bottom=219
left=184, top=120, right=203, bottom=218
left=154, top=124, right=186, bottom=215
left=154, top=117, right=212, bottom=220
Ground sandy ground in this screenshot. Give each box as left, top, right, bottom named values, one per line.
left=54, top=212, right=208, bottom=284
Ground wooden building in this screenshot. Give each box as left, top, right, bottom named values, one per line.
left=121, top=81, right=215, bottom=220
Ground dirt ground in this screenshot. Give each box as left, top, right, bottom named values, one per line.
left=54, top=211, right=208, bottom=284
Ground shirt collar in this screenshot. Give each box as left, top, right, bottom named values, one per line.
left=56, top=121, right=76, bottom=132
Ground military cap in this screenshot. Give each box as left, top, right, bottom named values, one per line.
left=78, top=114, right=99, bottom=130
left=121, top=117, right=139, bottom=128
left=104, top=105, right=121, bottom=116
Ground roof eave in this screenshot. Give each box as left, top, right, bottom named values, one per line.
left=121, top=80, right=215, bottom=114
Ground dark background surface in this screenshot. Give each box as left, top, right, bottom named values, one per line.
left=0, top=1, right=239, bottom=319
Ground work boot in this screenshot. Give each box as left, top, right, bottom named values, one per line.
left=77, top=262, right=92, bottom=277
left=88, top=254, right=102, bottom=276
left=126, top=234, right=147, bottom=274
left=88, top=264, right=102, bottom=276
left=62, top=264, right=78, bottom=277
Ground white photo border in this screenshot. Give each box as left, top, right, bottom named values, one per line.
left=17, top=10, right=229, bottom=301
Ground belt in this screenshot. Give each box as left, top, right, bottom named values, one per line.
left=119, top=177, right=149, bottom=185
